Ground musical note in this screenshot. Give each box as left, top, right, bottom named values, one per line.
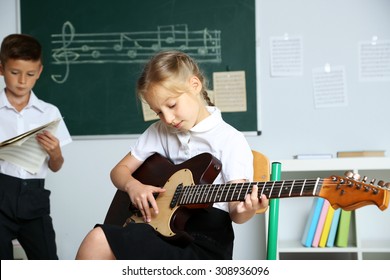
left=50, top=22, right=222, bottom=83
left=113, top=33, right=141, bottom=52
left=155, top=24, right=189, bottom=51
left=199, top=28, right=220, bottom=56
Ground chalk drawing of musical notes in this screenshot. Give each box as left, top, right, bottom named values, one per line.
left=50, top=21, right=222, bottom=83
left=153, top=24, right=189, bottom=51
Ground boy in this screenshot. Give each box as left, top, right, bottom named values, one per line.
left=0, top=34, right=72, bottom=259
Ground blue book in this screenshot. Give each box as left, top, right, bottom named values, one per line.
left=301, top=197, right=325, bottom=247
left=326, top=208, right=342, bottom=247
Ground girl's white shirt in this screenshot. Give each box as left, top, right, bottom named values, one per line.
left=131, top=106, right=253, bottom=212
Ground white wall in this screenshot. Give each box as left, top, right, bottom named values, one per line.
left=253, top=0, right=390, bottom=160
left=2, top=0, right=390, bottom=260
left=0, top=0, right=18, bottom=90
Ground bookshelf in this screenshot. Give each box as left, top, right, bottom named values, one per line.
left=267, top=157, right=390, bottom=260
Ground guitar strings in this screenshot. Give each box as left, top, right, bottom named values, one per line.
left=175, top=178, right=387, bottom=205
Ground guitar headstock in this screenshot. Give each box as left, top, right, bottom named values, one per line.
left=319, top=171, right=390, bottom=211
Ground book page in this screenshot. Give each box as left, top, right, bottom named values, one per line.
left=0, top=118, right=61, bottom=174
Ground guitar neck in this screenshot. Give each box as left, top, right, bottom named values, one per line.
left=175, top=179, right=323, bottom=206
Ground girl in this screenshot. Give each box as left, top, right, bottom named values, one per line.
left=75, top=50, right=268, bottom=260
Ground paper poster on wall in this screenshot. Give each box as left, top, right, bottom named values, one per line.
left=359, top=40, right=390, bottom=81
left=141, top=102, right=159, bottom=122
left=312, top=65, right=348, bottom=109
left=270, top=35, right=303, bottom=77
left=213, top=71, right=247, bottom=112
left=207, top=90, right=216, bottom=105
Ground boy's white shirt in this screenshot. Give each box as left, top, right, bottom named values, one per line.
left=0, top=89, right=72, bottom=178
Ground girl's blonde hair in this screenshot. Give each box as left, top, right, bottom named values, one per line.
left=137, top=50, right=214, bottom=106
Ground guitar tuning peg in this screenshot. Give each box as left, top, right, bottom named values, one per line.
left=385, top=182, right=390, bottom=189
left=361, top=175, right=367, bottom=182
left=378, top=180, right=385, bottom=187
left=344, top=171, right=354, bottom=178
left=370, top=178, right=376, bottom=184
left=353, top=173, right=361, bottom=181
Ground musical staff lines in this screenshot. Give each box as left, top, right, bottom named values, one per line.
left=51, top=21, right=222, bottom=83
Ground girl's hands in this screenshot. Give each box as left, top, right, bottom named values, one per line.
left=229, top=184, right=269, bottom=224
left=127, top=182, right=166, bottom=223
left=235, top=185, right=269, bottom=214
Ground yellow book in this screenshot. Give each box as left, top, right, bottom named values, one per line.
left=318, top=205, right=335, bottom=247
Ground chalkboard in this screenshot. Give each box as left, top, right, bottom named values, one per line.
left=20, top=0, right=257, bottom=136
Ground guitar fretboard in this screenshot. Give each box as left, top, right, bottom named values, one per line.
left=171, top=179, right=323, bottom=207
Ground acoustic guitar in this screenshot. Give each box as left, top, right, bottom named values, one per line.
left=104, top=153, right=389, bottom=243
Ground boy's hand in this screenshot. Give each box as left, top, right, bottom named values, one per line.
left=36, top=130, right=64, bottom=171
left=36, top=130, right=60, bottom=154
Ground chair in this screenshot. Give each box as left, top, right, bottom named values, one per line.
left=252, top=150, right=270, bottom=214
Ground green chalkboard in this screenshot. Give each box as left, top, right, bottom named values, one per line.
left=20, top=0, right=257, bottom=136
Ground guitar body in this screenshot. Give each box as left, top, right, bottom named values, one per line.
left=104, top=153, right=222, bottom=242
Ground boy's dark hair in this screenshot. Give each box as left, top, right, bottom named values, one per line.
left=0, top=33, right=42, bottom=65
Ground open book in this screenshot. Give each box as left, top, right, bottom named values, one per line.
left=0, top=118, right=61, bottom=174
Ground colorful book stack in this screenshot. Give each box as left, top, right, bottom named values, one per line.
left=301, top=198, right=352, bottom=248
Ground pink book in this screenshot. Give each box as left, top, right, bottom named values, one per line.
left=311, top=199, right=330, bottom=247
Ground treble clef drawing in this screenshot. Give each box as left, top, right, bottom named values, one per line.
left=51, top=21, right=77, bottom=84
